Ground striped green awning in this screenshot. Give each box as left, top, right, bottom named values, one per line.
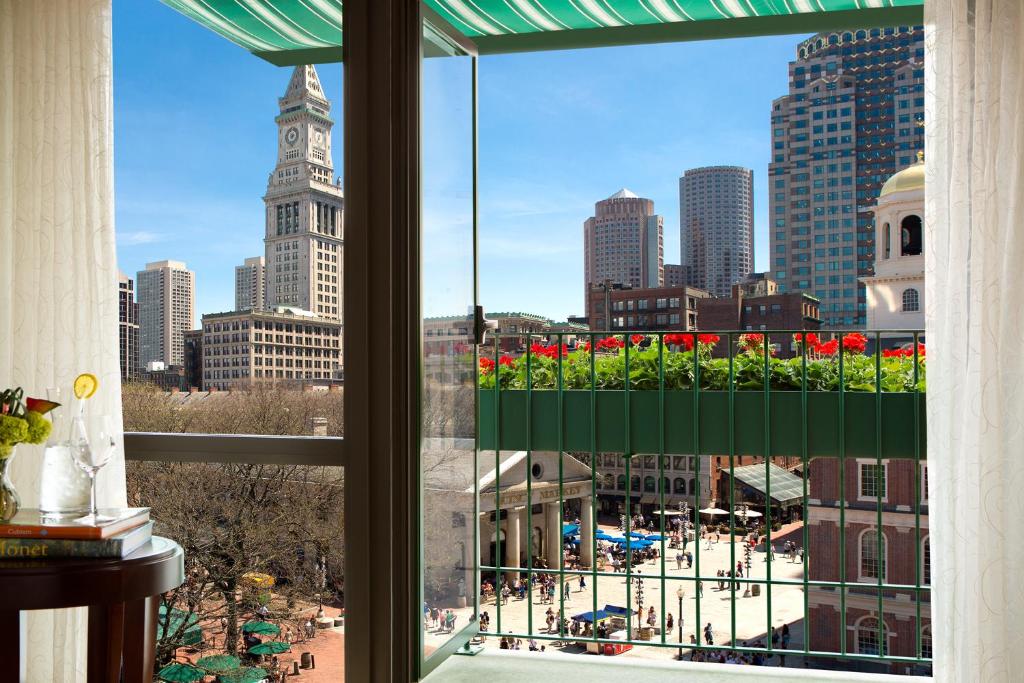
left=159, top=0, right=923, bottom=65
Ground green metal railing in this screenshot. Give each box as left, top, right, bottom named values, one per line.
left=478, top=329, right=929, bottom=671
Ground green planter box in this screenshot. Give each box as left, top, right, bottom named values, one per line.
left=477, top=389, right=925, bottom=459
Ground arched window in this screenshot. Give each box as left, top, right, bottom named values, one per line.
left=603, top=474, right=615, bottom=490
left=842, top=32, right=853, bottom=42
left=856, top=29, right=867, bottom=40
left=617, top=475, right=626, bottom=491
left=630, top=475, right=641, bottom=492
left=902, top=288, right=920, bottom=312
left=662, top=477, right=671, bottom=495
left=856, top=617, right=889, bottom=655
left=921, top=625, right=932, bottom=659
left=883, top=223, right=891, bottom=258
left=900, top=214, right=922, bottom=256
left=923, top=536, right=931, bottom=585
left=674, top=478, right=686, bottom=494
left=688, top=478, right=698, bottom=496
left=859, top=529, right=888, bottom=581
left=643, top=476, right=656, bottom=493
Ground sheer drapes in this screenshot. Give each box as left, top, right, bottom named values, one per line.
left=0, top=1, right=125, bottom=679
left=925, top=0, right=1024, bottom=680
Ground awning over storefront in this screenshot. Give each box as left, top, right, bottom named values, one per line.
left=159, top=0, right=923, bottom=65
left=727, top=464, right=804, bottom=506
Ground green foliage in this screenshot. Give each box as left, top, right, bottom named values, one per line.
left=480, top=345, right=926, bottom=393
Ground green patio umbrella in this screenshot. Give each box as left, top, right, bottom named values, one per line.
left=218, top=667, right=268, bottom=683
left=196, top=653, right=241, bottom=672
left=241, top=620, right=281, bottom=636
left=247, top=640, right=290, bottom=655
left=157, top=662, right=204, bottom=683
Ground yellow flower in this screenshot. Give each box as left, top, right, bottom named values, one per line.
left=0, top=414, right=28, bottom=448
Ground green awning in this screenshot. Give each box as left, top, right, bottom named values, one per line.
left=727, top=463, right=804, bottom=506
left=159, top=1, right=923, bottom=64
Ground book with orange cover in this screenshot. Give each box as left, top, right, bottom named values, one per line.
left=0, top=508, right=150, bottom=540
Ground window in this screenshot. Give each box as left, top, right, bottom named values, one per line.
left=923, top=535, right=931, bottom=585
left=902, top=288, right=920, bottom=312
left=617, top=475, right=627, bottom=491
left=900, top=214, right=923, bottom=255
left=644, top=476, right=656, bottom=493
left=673, top=477, right=686, bottom=494
left=859, top=461, right=888, bottom=500
left=859, top=528, right=887, bottom=581
left=922, top=625, right=932, bottom=659
left=855, top=617, right=889, bottom=655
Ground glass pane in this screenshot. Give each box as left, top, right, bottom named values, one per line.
left=420, top=18, right=477, bottom=667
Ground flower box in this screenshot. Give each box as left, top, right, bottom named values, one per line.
left=477, top=389, right=925, bottom=459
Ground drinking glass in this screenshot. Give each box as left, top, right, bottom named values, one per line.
left=69, top=414, right=116, bottom=523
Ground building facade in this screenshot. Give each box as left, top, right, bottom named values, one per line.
left=583, top=189, right=664, bottom=320
left=861, top=157, right=924, bottom=335
left=696, top=274, right=821, bottom=357
left=137, top=260, right=195, bottom=368
left=118, top=271, right=139, bottom=381
left=664, top=263, right=688, bottom=288
left=679, top=166, right=754, bottom=298
left=769, top=27, right=924, bottom=328
left=201, top=308, right=342, bottom=391
left=234, top=256, right=266, bottom=312
left=264, top=65, right=344, bottom=320
left=806, top=457, right=930, bottom=673
left=587, top=285, right=709, bottom=333
left=183, top=328, right=203, bottom=390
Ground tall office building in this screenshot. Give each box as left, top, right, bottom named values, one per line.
left=679, top=166, right=754, bottom=298
left=137, top=260, right=195, bottom=368
left=235, top=256, right=266, bottom=311
left=769, top=26, right=924, bottom=327
left=118, top=272, right=139, bottom=380
left=583, top=189, right=663, bottom=320
left=264, top=64, right=344, bottom=319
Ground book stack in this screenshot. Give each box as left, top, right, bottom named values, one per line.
left=0, top=508, right=152, bottom=559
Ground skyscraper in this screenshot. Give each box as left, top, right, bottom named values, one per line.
left=583, top=189, right=663, bottom=320
left=235, top=256, right=266, bottom=311
left=769, top=26, right=924, bottom=328
left=678, top=166, right=754, bottom=298
left=137, top=260, right=195, bottom=368
left=264, top=64, right=344, bottom=319
left=118, top=271, right=139, bottom=380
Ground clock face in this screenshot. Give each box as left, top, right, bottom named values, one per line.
left=285, top=127, right=299, bottom=146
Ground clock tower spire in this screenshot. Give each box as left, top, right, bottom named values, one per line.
left=263, top=64, right=343, bottom=319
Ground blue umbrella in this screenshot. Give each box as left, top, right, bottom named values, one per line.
left=562, top=524, right=580, bottom=537
left=646, top=534, right=666, bottom=541
left=596, top=532, right=618, bottom=541
left=628, top=531, right=647, bottom=538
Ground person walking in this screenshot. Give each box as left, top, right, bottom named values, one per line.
left=676, top=552, right=683, bottom=570
left=704, top=622, right=714, bottom=646
left=578, top=575, right=586, bottom=592
left=697, top=580, right=704, bottom=598
left=647, top=606, right=657, bottom=628
left=666, top=613, right=675, bottom=632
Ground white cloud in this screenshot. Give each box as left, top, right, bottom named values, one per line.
left=118, top=230, right=165, bottom=246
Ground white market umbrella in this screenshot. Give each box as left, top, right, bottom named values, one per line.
left=699, top=507, right=728, bottom=516
left=734, top=508, right=763, bottom=518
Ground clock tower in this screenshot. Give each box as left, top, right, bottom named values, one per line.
left=263, top=64, right=344, bottom=319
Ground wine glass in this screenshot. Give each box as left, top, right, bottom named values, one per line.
left=69, top=414, right=116, bottom=523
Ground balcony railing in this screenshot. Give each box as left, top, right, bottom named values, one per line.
left=475, top=330, right=928, bottom=674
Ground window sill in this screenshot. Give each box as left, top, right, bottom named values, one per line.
left=423, top=650, right=932, bottom=683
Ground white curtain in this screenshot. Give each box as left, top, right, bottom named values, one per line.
left=925, top=0, right=1024, bottom=681
left=0, top=0, right=126, bottom=680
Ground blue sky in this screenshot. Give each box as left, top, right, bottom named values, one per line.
left=114, top=1, right=808, bottom=324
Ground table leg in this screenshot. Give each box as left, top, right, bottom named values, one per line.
left=122, top=596, right=159, bottom=683
left=0, top=610, right=23, bottom=683
left=88, top=603, right=125, bottom=683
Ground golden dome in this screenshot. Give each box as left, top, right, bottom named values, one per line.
left=879, top=153, right=925, bottom=198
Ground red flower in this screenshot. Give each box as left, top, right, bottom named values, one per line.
left=793, top=332, right=819, bottom=347
left=841, top=332, right=868, bottom=355
left=664, top=333, right=693, bottom=350
left=577, top=341, right=591, bottom=353
left=630, top=334, right=646, bottom=346
left=739, top=333, right=765, bottom=352
left=815, top=339, right=839, bottom=356
left=479, top=357, right=496, bottom=374
left=596, top=336, right=625, bottom=351
left=697, top=334, right=720, bottom=347
left=25, top=397, right=60, bottom=415
left=498, top=355, right=514, bottom=367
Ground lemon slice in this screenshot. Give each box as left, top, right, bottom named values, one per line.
left=73, top=373, right=99, bottom=400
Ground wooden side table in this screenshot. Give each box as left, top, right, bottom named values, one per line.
left=0, top=536, right=184, bottom=683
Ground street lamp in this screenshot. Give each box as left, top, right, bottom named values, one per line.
left=676, top=585, right=685, bottom=660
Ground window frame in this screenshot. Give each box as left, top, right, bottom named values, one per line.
left=858, top=527, right=888, bottom=583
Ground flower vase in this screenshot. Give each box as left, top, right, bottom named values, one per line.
left=0, top=447, right=20, bottom=523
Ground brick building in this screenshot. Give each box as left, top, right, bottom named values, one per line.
left=696, top=274, right=821, bottom=357
left=201, top=307, right=342, bottom=391
left=587, top=284, right=710, bottom=332
left=807, top=457, right=930, bottom=674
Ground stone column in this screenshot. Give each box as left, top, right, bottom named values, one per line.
left=579, top=495, right=594, bottom=569
left=506, top=506, right=521, bottom=584
left=546, top=501, right=562, bottom=569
